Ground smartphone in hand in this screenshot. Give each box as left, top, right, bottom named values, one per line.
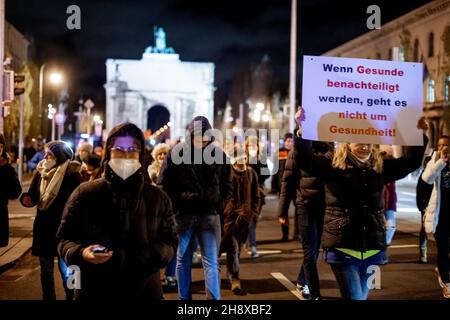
left=91, top=246, right=110, bottom=257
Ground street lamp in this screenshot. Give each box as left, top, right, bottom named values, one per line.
left=49, top=72, right=62, bottom=85
left=39, top=65, right=64, bottom=139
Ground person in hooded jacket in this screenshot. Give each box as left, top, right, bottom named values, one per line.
left=158, top=116, right=233, bottom=300
left=0, top=133, right=22, bottom=247
left=20, top=141, right=81, bottom=300
left=293, top=108, right=427, bottom=300
left=57, top=123, right=177, bottom=300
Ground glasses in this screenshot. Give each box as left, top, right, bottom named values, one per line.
left=111, top=146, right=140, bottom=158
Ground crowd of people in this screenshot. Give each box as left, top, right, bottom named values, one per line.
left=0, top=109, right=449, bottom=301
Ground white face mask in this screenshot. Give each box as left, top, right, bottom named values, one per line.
left=108, top=158, right=141, bottom=180
left=43, top=159, right=56, bottom=170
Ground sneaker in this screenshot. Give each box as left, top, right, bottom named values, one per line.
left=296, top=283, right=311, bottom=300
left=419, top=248, right=427, bottom=264
left=166, top=276, right=177, bottom=288
left=435, top=267, right=445, bottom=288
left=443, top=283, right=450, bottom=299
left=192, top=252, right=201, bottom=265
left=250, top=246, right=260, bottom=258
left=231, top=278, right=242, bottom=294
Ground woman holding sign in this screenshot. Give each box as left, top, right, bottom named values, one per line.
left=293, top=108, right=427, bottom=300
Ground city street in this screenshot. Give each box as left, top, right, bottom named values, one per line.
left=0, top=176, right=444, bottom=300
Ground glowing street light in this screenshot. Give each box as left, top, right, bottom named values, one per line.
left=256, top=102, right=265, bottom=111
left=49, top=72, right=62, bottom=85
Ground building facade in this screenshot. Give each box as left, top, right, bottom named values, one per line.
left=104, top=28, right=215, bottom=141
left=324, top=0, right=450, bottom=148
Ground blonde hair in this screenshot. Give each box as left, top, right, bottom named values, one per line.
left=151, top=143, right=170, bottom=159
left=332, top=143, right=384, bottom=173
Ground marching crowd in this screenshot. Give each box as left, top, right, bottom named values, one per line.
left=0, top=110, right=449, bottom=301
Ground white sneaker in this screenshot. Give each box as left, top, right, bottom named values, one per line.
left=296, top=283, right=311, bottom=300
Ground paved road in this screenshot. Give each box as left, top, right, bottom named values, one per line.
left=0, top=177, right=445, bottom=300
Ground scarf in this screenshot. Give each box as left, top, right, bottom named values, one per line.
left=348, top=151, right=372, bottom=170
left=37, top=160, right=70, bottom=211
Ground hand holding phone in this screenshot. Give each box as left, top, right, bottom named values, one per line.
left=82, top=244, right=113, bottom=264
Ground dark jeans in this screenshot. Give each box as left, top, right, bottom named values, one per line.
left=330, top=263, right=371, bottom=300
left=419, top=210, right=428, bottom=250
left=39, top=256, right=73, bottom=300
left=434, top=221, right=450, bottom=283
left=296, top=206, right=323, bottom=299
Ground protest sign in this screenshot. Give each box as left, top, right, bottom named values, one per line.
left=301, top=55, right=423, bottom=145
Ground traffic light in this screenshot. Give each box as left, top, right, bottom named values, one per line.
left=14, top=74, right=25, bottom=96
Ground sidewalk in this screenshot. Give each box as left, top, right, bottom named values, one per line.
left=0, top=180, right=34, bottom=273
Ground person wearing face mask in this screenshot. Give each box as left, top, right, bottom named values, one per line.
left=20, top=141, right=82, bottom=300
left=421, top=135, right=450, bottom=299
left=158, top=116, right=233, bottom=300
left=293, top=108, right=427, bottom=300
left=0, top=133, right=22, bottom=247
left=220, top=149, right=260, bottom=295
left=57, top=123, right=177, bottom=300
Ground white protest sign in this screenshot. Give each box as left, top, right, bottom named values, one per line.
left=301, top=55, right=423, bottom=145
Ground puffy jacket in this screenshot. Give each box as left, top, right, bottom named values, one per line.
left=57, top=166, right=177, bottom=300
left=294, top=136, right=425, bottom=251
left=157, top=142, right=232, bottom=227
left=278, top=143, right=331, bottom=221
left=422, top=151, right=449, bottom=233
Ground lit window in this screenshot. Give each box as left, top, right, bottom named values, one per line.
left=444, top=76, right=450, bottom=102
left=427, top=79, right=435, bottom=103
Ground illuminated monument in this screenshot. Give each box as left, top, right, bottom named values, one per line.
left=105, top=27, right=215, bottom=140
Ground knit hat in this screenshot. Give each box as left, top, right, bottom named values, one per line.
left=187, top=116, right=212, bottom=138
left=45, top=141, right=74, bottom=164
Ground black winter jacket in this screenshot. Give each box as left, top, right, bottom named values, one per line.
left=0, top=161, right=22, bottom=246
left=278, top=144, right=331, bottom=222
left=22, top=161, right=81, bottom=257
left=294, top=136, right=425, bottom=251
left=57, top=166, right=177, bottom=300
left=157, top=142, right=232, bottom=231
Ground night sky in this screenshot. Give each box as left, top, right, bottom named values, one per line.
left=6, top=0, right=433, bottom=114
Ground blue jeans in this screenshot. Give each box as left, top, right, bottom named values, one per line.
left=385, top=210, right=396, bottom=246
left=176, top=214, right=221, bottom=300
left=247, top=219, right=257, bottom=248
left=39, top=256, right=73, bottom=300
left=165, top=256, right=177, bottom=278
left=330, top=263, right=371, bottom=300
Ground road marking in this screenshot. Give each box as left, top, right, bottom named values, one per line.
left=389, top=244, right=419, bottom=249
left=400, top=191, right=416, bottom=196
left=397, top=207, right=420, bottom=213
left=246, top=250, right=282, bottom=255
left=270, top=272, right=303, bottom=300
